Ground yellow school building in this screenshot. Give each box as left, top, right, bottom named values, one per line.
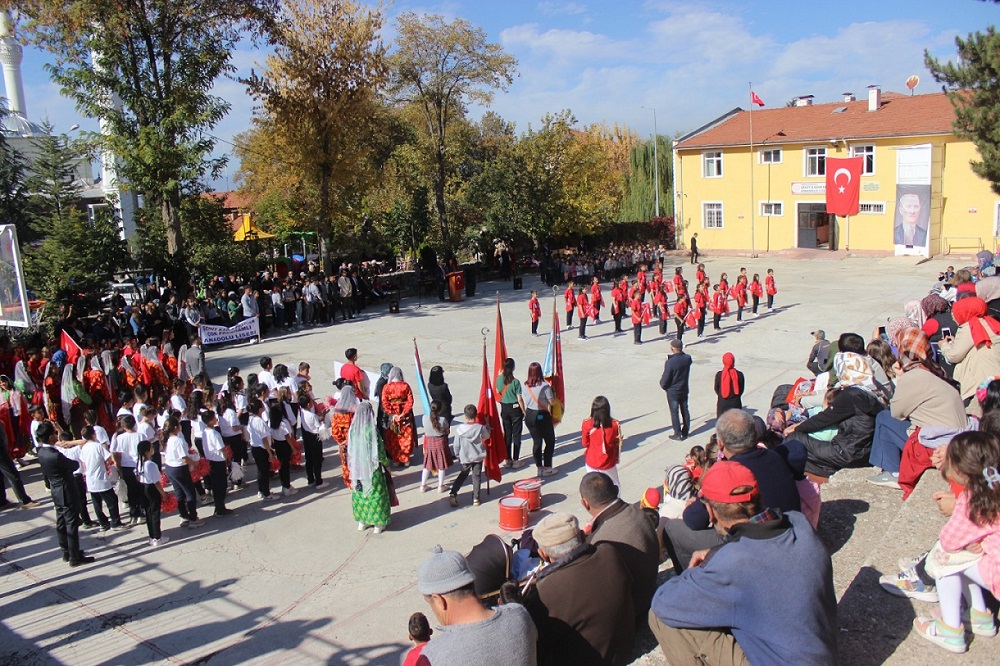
left=672, top=88, right=998, bottom=257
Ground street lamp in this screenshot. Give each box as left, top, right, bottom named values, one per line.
left=641, top=106, right=660, bottom=218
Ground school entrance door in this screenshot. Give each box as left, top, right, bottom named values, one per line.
left=797, top=203, right=835, bottom=249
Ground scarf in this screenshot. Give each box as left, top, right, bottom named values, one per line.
left=897, top=328, right=932, bottom=371
left=664, top=464, right=695, bottom=500
left=904, top=300, right=926, bottom=329
left=952, top=297, right=1000, bottom=347
left=379, top=362, right=393, bottom=379
left=388, top=366, right=404, bottom=383
left=886, top=316, right=915, bottom=347
left=834, top=352, right=878, bottom=397
left=719, top=352, right=740, bottom=399
left=347, top=401, right=379, bottom=496
left=920, top=293, right=950, bottom=318
left=334, top=385, right=359, bottom=414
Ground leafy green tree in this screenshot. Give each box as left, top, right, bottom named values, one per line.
left=5, top=0, right=278, bottom=268
left=389, top=12, right=517, bottom=247
left=619, top=135, right=673, bottom=221
left=0, top=106, right=29, bottom=240
left=22, top=123, right=126, bottom=312
left=927, top=25, right=1000, bottom=194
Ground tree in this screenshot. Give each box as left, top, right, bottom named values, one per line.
left=242, top=0, right=388, bottom=270
left=927, top=25, right=1000, bottom=195
left=619, top=134, right=673, bottom=221
left=22, top=122, right=126, bottom=312
left=0, top=106, right=28, bottom=239
left=389, top=12, right=517, bottom=247
left=5, top=0, right=278, bottom=269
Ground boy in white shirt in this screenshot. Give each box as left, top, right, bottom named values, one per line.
left=201, top=411, right=232, bottom=516
left=297, top=394, right=325, bottom=488
left=247, top=400, right=276, bottom=500
left=79, top=426, right=127, bottom=531
left=111, top=414, right=144, bottom=525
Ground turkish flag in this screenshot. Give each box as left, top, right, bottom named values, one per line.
left=60, top=330, right=82, bottom=366
left=825, top=157, right=863, bottom=216
left=477, top=344, right=504, bottom=483
left=750, top=90, right=765, bottom=107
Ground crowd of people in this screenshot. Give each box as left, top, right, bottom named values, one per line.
left=5, top=251, right=1000, bottom=664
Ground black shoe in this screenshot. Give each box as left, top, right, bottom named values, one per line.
left=83, top=521, right=99, bottom=529
left=69, top=556, right=96, bottom=567
left=668, top=435, right=684, bottom=442
left=64, top=550, right=87, bottom=562
left=214, top=508, right=234, bottom=516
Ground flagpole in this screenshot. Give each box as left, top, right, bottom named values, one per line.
left=846, top=215, right=850, bottom=251
left=749, top=81, right=756, bottom=259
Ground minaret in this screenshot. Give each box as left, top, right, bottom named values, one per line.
left=0, top=10, right=27, bottom=117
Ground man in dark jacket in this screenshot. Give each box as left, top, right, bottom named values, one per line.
left=649, top=462, right=838, bottom=665
left=524, top=512, right=635, bottom=665
left=659, top=339, right=692, bottom=441
left=662, top=409, right=804, bottom=570
left=581, top=472, right=659, bottom=621
left=35, top=422, right=94, bottom=566
left=806, top=330, right=831, bottom=375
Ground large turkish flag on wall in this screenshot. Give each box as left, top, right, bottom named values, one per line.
left=825, top=157, right=863, bottom=216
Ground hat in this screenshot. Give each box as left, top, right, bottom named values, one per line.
left=670, top=338, right=683, bottom=351
left=811, top=330, right=826, bottom=340
left=533, top=512, right=581, bottom=548
left=640, top=487, right=662, bottom=510
left=416, top=545, right=475, bottom=595
left=699, top=461, right=759, bottom=503
left=664, top=464, right=695, bottom=500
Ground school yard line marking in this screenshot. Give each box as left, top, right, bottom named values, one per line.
left=0, top=552, right=185, bottom=665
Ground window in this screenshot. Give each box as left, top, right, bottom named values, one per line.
left=858, top=202, right=886, bottom=215
left=703, top=202, right=724, bottom=229
left=760, top=201, right=783, bottom=216
left=851, top=144, right=876, bottom=175
left=703, top=151, right=723, bottom=178
left=759, top=148, right=782, bottom=164
left=805, top=146, right=826, bottom=176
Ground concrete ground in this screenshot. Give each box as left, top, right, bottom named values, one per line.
left=1, top=251, right=994, bottom=664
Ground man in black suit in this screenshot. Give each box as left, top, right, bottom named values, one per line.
left=690, top=233, right=699, bottom=264
left=0, top=428, right=36, bottom=511
left=660, top=338, right=692, bottom=440
left=35, top=422, right=94, bottom=566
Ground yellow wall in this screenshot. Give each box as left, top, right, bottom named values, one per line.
left=674, top=134, right=1000, bottom=255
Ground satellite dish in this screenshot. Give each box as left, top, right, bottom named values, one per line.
left=905, top=75, right=920, bottom=94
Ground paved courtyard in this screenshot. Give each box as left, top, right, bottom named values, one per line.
left=0, top=252, right=957, bottom=664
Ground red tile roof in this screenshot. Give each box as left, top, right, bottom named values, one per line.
left=675, top=92, right=956, bottom=150
left=201, top=190, right=253, bottom=212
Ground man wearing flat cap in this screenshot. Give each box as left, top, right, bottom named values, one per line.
left=649, top=462, right=838, bottom=666
left=416, top=545, right=537, bottom=665
left=522, top=512, right=635, bottom=665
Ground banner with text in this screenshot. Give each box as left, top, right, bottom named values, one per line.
left=200, top=317, right=260, bottom=345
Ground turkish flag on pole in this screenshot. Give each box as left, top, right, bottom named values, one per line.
left=478, top=343, right=504, bottom=483
left=60, top=330, right=82, bottom=366
left=493, top=297, right=507, bottom=397
left=825, top=157, right=863, bottom=216
left=750, top=90, right=765, bottom=107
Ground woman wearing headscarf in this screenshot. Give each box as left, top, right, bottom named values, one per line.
left=785, top=352, right=885, bottom=478
left=380, top=367, right=415, bottom=467
left=938, top=296, right=1000, bottom=414
left=348, top=401, right=391, bottom=534
left=427, top=366, right=453, bottom=424
left=867, top=329, right=967, bottom=488
left=903, top=300, right=926, bottom=330
left=713, top=353, right=745, bottom=417
left=373, top=362, right=393, bottom=429
left=330, top=386, right=358, bottom=488
left=974, top=274, right=1000, bottom=318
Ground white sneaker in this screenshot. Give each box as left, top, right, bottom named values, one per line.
left=151, top=535, right=170, bottom=547
left=281, top=486, right=298, bottom=496
left=357, top=521, right=368, bottom=531
left=373, top=526, right=383, bottom=534
left=315, top=482, right=327, bottom=489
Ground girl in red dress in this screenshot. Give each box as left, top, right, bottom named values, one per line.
left=749, top=273, right=764, bottom=315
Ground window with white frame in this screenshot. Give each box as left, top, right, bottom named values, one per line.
left=703, top=202, right=724, bottom=228
left=851, top=144, right=876, bottom=175
left=858, top=202, right=886, bottom=215
left=805, top=146, right=826, bottom=176
left=703, top=151, right=723, bottom=178
left=760, top=201, right=783, bottom=216
left=759, top=148, right=782, bottom=164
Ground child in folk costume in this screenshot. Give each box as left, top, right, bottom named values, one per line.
left=732, top=275, right=749, bottom=322
left=576, top=287, right=591, bottom=340
left=710, top=284, right=726, bottom=331
left=590, top=277, right=603, bottom=323
left=528, top=291, right=542, bottom=336
left=564, top=281, right=576, bottom=328
left=749, top=273, right=764, bottom=315
left=421, top=400, right=453, bottom=493
left=766, top=268, right=778, bottom=309
left=330, top=386, right=358, bottom=488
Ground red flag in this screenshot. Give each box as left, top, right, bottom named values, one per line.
left=60, top=330, right=82, bottom=366
left=825, top=157, right=863, bottom=216
left=750, top=90, right=765, bottom=107
left=478, top=343, right=504, bottom=483
left=543, top=300, right=565, bottom=413
left=493, top=297, right=507, bottom=396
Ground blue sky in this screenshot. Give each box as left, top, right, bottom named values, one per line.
left=5, top=0, right=999, bottom=190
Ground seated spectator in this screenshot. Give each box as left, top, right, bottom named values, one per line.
left=939, top=296, right=1000, bottom=416
left=806, top=330, right=831, bottom=376
left=649, top=462, right=839, bottom=665
left=868, top=329, right=967, bottom=488
left=663, top=409, right=802, bottom=570
left=522, top=512, right=635, bottom=666
left=580, top=472, right=660, bottom=620
left=415, top=546, right=537, bottom=665
left=785, top=347, right=885, bottom=479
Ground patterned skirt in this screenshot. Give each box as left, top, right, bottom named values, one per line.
left=422, top=434, right=453, bottom=472
left=352, top=467, right=391, bottom=527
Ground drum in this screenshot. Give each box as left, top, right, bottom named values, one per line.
left=512, top=478, right=543, bottom=512
left=498, top=496, right=529, bottom=532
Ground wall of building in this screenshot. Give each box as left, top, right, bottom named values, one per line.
left=675, top=134, right=1000, bottom=255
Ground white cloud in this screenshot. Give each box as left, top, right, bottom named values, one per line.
left=537, top=2, right=589, bottom=17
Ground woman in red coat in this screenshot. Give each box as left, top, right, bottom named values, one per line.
left=581, top=395, right=622, bottom=489
left=749, top=273, right=764, bottom=315
left=381, top=367, right=416, bottom=467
